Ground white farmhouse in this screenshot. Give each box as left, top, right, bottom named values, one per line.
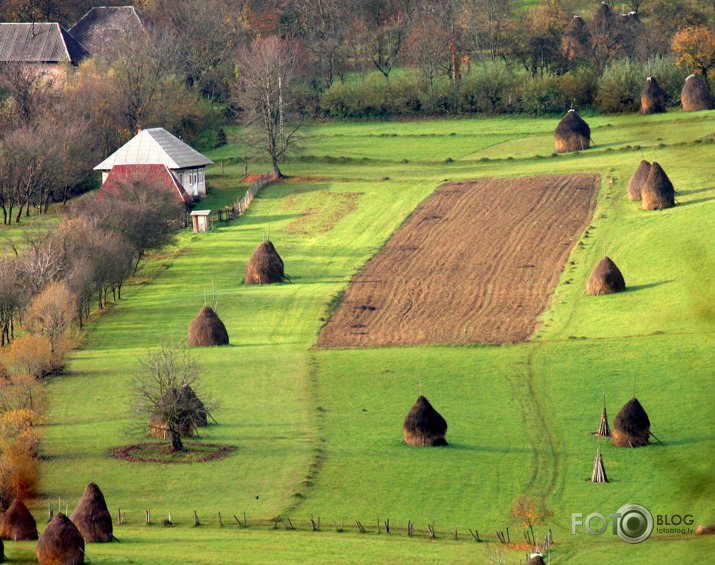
left=94, top=128, right=214, bottom=199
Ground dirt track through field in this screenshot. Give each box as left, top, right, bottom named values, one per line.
left=317, top=174, right=600, bottom=347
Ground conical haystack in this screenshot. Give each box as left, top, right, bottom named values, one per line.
left=612, top=397, right=650, bottom=447
left=627, top=159, right=651, bottom=201
left=639, top=76, right=666, bottom=115
left=245, top=240, right=284, bottom=285
left=587, top=257, right=626, bottom=296
left=641, top=162, right=675, bottom=210
left=149, top=385, right=207, bottom=438
left=527, top=553, right=547, bottom=565
left=188, top=306, right=229, bottom=347
left=70, top=482, right=113, bottom=543
left=681, top=74, right=714, bottom=112
left=562, top=15, right=590, bottom=60
left=37, top=512, right=85, bottom=565
left=403, top=395, right=448, bottom=446
left=591, top=446, right=609, bottom=483
left=1, top=498, right=38, bottom=540
left=554, top=109, right=591, bottom=153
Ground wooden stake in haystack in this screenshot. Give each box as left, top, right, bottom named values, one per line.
left=591, top=444, right=608, bottom=483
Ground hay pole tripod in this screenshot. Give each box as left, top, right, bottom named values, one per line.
left=649, top=431, right=664, bottom=445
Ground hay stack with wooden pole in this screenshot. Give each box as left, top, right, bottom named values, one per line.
left=188, top=306, right=229, bottom=347
left=554, top=109, right=591, bottom=153
left=587, top=257, right=626, bottom=296
left=627, top=159, right=651, bottom=201
left=591, top=445, right=609, bottom=483
left=527, top=553, right=546, bottom=565
left=149, top=385, right=207, bottom=439
left=403, top=396, right=448, bottom=446
left=70, top=482, right=113, bottom=543
left=681, top=74, right=714, bottom=112
left=612, top=397, right=650, bottom=447
left=562, top=15, right=590, bottom=60
left=36, top=512, right=85, bottom=565
left=639, top=76, right=666, bottom=115
left=641, top=162, right=675, bottom=210
left=245, top=241, right=284, bottom=285
left=0, top=498, right=37, bottom=540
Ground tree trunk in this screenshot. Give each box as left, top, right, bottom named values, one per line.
left=170, top=431, right=184, bottom=452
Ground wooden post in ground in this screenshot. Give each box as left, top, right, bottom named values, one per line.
left=193, top=511, right=200, bottom=526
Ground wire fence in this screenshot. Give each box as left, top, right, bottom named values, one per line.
left=208, top=174, right=275, bottom=223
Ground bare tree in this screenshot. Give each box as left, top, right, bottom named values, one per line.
left=458, top=0, right=514, bottom=60
left=0, top=259, right=26, bottom=346
left=234, top=36, right=307, bottom=177
left=130, top=346, right=209, bottom=452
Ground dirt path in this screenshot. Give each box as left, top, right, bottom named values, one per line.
left=317, top=174, right=600, bottom=347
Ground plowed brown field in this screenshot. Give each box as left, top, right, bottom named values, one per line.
left=317, top=174, right=600, bottom=347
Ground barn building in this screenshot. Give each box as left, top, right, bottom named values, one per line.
left=94, top=128, right=214, bottom=199
left=69, top=6, right=148, bottom=56
left=0, top=22, right=88, bottom=83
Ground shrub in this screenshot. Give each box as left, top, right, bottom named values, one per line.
left=6, top=334, right=56, bottom=378
left=558, top=68, right=598, bottom=109
left=0, top=408, right=41, bottom=506
left=518, top=73, right=565, bottom=115
left=596, top=58, right=643, bottom=113
left=459, top=61, right=517, bottom=113
left=23, top=281, right=77, bottom=361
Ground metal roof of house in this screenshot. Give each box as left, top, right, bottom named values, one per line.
left=69, top=6, right=148, bottom=55
left=94, top=128, right=214, bottom=171
left=0, top=22, right=88, bottom=64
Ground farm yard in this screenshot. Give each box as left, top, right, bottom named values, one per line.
left=0, top=110, right=712, bottom=564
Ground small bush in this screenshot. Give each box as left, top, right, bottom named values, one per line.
left=459, top=61, right=518, bottom=114
left=596, top=58, right=643, bottom=113
left=518, top=73, right=565, bottom=115
left=6, top=334, right=57, bottom=378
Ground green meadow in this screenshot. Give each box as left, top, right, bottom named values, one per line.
left=23, top=110, right=715, bottom=564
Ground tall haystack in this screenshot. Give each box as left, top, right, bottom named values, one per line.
left=641, top=162, right=675, bottom=210
left=681, top=74, right=714, bottom=112
left=70, top=482, right=113, bottom=543
left=245, top=240, right=284, bottom=285
left=188, top=306, right=229, bottom=347
left=612, top=397, right=650, bottom=447
left=1, top=498, right=37, bottom=540
left=627, top=159, right=651, bottom=201
left=562, top=16, right=590, bottom=60
left=591, top=445, right=609, bottom=483
left=639, top=76, right=666, bottom=115
left=554, top=109, right=591, bottom=153
left=587, top=257, right=626, bottom=296
left=36, top=513, right=85, bottom=565
left=403, top=396, right=448, bottom=446
left=149, top=385, right=207, bottom=439
left=527, top=553, right=547, bottom=565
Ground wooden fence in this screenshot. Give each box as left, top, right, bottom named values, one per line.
left=209, top=174, right=274, bottom=224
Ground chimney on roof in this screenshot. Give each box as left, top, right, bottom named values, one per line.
left=137, top=128, right=143, bottom=133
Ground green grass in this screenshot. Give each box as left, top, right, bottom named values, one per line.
left=33, top=109, right=715, bottom=563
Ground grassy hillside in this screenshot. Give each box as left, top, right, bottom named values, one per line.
left=25, top=110, right=715, bottom=564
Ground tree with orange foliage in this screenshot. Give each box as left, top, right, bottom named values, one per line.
left=0, top=409, right=41, bottom=506
left=511, top=494, right=551, bottom=529
left=23, top=281, right=77, bottom=361
left=672, top=26, right=715, bottom=78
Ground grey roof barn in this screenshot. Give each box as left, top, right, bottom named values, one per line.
left=70, top=6, right=148, bottom=55
left=0, top=23, right=88, bottom=64
left=94, top=128, right=214, bottom=199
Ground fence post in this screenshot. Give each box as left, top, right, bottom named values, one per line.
left=193, top=510, right=200, bottom=527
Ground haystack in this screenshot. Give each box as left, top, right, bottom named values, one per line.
left=627, top=159, right=651, bottom=201
left=562, top=16, right=590, bottom=60
left=591, top=446, right=609, bottom=483
left=554, top=110, right=590, bottom=153
left=639, top=76, right=666, bottom=115
left=1, top=498, right=37, bottom=540
left=70, top=482, right=113, bottom=543
left=681, top=74, right=714, bottom=112
left=527, top=553, right=546, bottom=565
left=36, top=513, right=85, bottom=565
left=403, top=396, right=448, bottom=446
left=612, top=397, right=650, bottom=447
left=188, top=306, right=229, bottom=347
left=149, top=385, right=207, bottom=438
left=586, top=257, right=626, bottom=296
left=641, top=162, right=675, bottom=210
left=245, top=240, right=284, bottom=285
